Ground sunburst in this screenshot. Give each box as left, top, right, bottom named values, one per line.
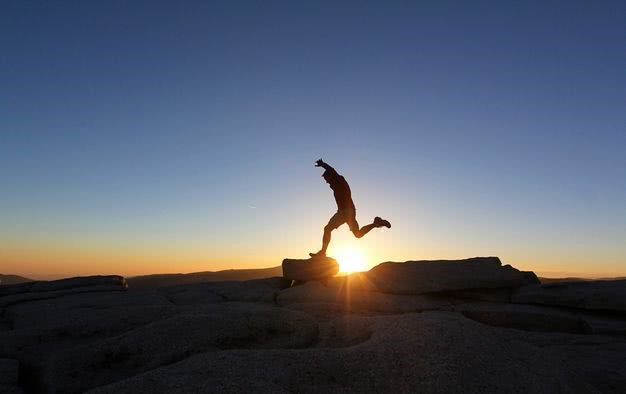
left=334, top=245, right=368, bottom=273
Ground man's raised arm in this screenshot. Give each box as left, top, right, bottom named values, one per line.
left=315, top=159, right=337, bottom=173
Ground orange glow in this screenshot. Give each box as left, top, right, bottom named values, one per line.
left=2, top=233, right=625, bottom=280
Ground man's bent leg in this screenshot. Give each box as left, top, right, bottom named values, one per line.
left=350, top=215, right=391, bottom=239
left=353, top=224, right=376, bottom=238
left=311, top=211, right=347, bottom=257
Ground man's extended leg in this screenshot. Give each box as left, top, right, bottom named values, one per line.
left=310, top=211, right=347, bottom=257
left=349, top=215, right=391, bottom=239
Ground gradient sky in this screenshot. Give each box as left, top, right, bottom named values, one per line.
left=2, top=1, right=625, bottom=279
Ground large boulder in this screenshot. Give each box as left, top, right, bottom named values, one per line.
left=366, top=257, right=538, bottom=295
left=282, top=257, right=339, bottom=281
left=326, top=273, right=513, bottom=303
left=512, top=279, right=626, bottom=313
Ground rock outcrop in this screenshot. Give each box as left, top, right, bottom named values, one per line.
left=1, top=257, right=625, bottom=393
left=282, top=257, right=339, bottom=281
left=0, top=275, right=127, bottom=307
left=367, top=257, right=538, bottom=295
left=512, top=279, right=626, bottom=313
left=452, top=303, right=593, bottom=334
left=0, top=275, right=126, bottom=297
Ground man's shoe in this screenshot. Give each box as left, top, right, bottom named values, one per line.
left=374, top=216, right=391, bottom=228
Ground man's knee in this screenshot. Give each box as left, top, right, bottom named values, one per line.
left=324, top=224, right=334, bottom=233
left=351, top=229, right=363, bottom=238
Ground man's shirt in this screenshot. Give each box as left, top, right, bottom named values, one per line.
left=328, top=171, right=355, bottom=210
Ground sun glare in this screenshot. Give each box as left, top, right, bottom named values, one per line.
left=335, top=246, right=368, bottom=273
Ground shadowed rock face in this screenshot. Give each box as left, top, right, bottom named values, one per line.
left=159, top=277, right=292, bottom=305
left=1, top=258, right=625, bottom=393
left=282, top=257, right=339, bottom=281
left=452, top=302, right=626, bottom=336
left=277, top=281, right=454, bottom=314
left=0, top=275, right=127, bottom=308
left=367, top=257, right=539, bottom=295
left=453, top=303, right=593, bottom=334
left=0, top=276, right=126, bottom=297
left=512, top=279, right=626, bottom=313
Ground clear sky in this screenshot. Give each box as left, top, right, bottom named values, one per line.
left=2, top=1, right=625, bottom=279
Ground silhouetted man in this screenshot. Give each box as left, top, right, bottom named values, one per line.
left=310, top=159, right=391, bottom=257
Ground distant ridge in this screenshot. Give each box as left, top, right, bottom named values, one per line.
left=0, top=274, right=34, bottom=285
left=539, top=276, right=626, bottom=284
left=127, top=266, right=283, bottom=290
left=538, top=277, right=592, bottom=284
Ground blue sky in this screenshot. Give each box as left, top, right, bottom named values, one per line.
left=1, top=1, right=625, bottom=278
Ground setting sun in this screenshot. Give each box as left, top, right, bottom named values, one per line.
left=335, top=246, right=368, bottom=273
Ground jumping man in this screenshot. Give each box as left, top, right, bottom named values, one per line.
left=310, top=159, right=391, bottom=257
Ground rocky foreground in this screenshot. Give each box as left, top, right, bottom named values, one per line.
left=1, top=257, right=625, bottom=393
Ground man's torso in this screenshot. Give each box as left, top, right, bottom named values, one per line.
left=331, top=175, right=355, bottom=210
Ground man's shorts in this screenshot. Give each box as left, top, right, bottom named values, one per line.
left=326, top=207, right=359, bottom=232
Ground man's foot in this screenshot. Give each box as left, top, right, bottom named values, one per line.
left=374, top=216, right=391, bottom=228
left=309, top=251, right=326, bottom=258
